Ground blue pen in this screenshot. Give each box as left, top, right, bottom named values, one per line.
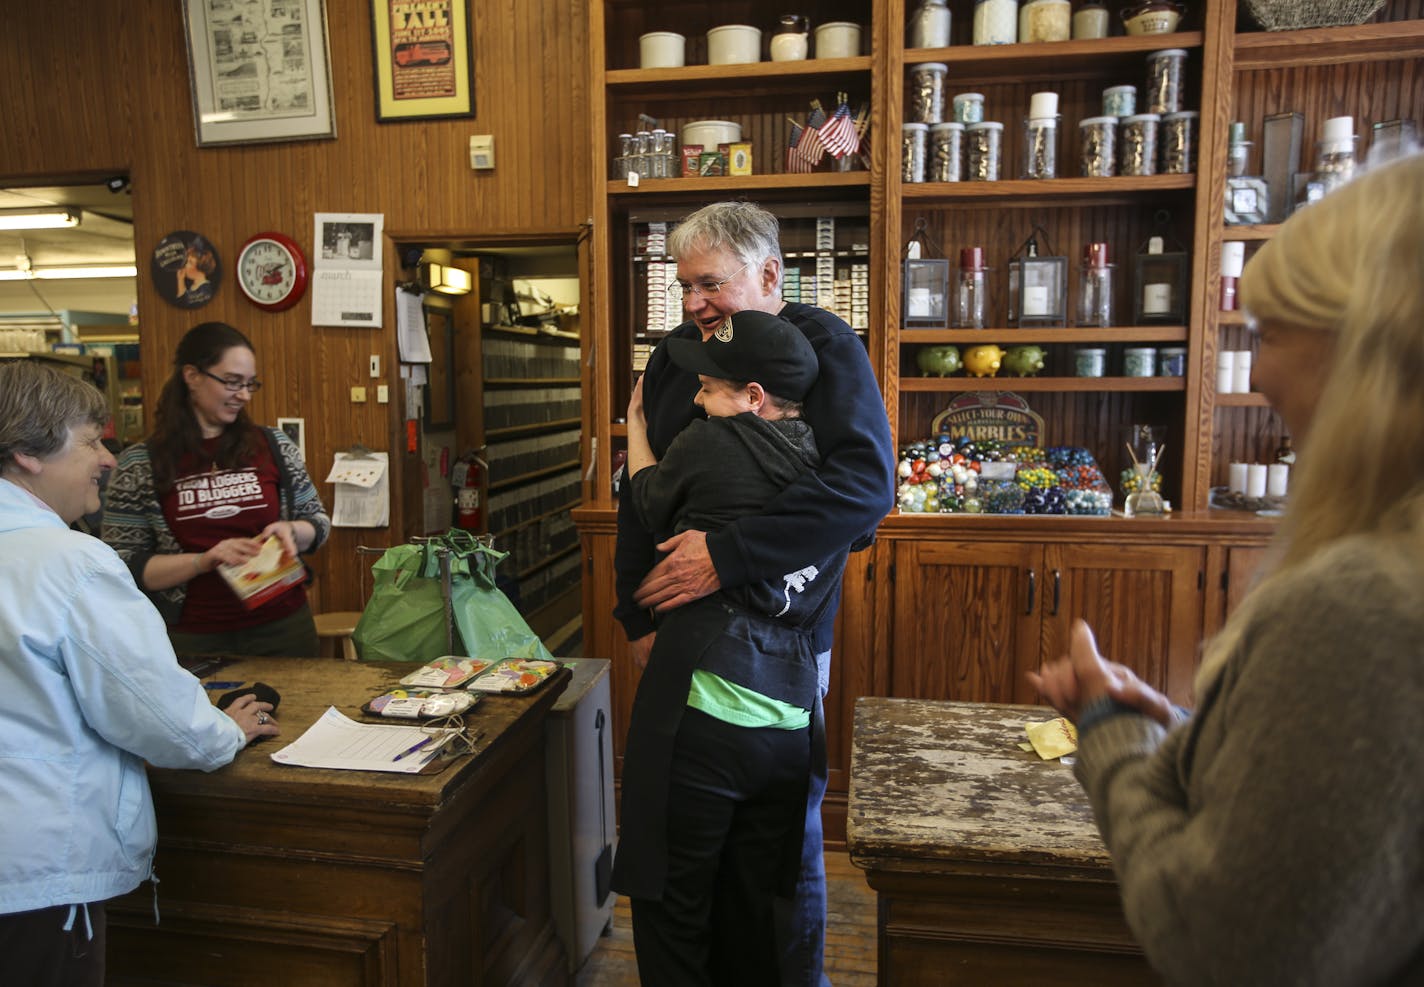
left=203, top=681, right=245, bottom=690
left=392, top=736, right=434, bottom=762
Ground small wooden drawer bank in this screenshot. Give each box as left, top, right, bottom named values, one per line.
left=847, top=697, right=1160, bottom=986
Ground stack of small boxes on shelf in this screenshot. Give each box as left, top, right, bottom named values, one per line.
left=636, top=222, right=680, bottom=372
left=816, top=218, right=837, bottom=312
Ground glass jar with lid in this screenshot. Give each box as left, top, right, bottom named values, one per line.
left=974, top=0, right=1018, bottom=44
left=1020, top=0, right=1071, bottom=42
left=910, top=0, right=952, bottom=47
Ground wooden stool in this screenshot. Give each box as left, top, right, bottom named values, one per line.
left=314, top=611, right=362, bottom=661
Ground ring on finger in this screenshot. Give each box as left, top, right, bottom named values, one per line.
left=257, top=712, right=269, bottom=725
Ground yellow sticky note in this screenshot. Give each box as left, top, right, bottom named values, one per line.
left=1025, top=717, right=1078, bottom=760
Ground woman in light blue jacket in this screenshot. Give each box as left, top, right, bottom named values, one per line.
left=0, top=361, right=278, bottom=986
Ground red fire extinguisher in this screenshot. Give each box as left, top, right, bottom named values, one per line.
left=451, top=452, right=487, bottom=532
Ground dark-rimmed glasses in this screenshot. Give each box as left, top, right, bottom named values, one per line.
left=200, top=370, right=263, bottom=393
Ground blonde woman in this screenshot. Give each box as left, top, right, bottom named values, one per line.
left=1031, top=154, right=1424, bottom=986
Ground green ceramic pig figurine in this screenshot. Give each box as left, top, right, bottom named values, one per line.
left=915, top=345, right=962, bottom=377
left=1002, top=344, right=1047, bottom=376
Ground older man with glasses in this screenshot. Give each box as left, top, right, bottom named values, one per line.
left=611, top=201, right=895, bottom=986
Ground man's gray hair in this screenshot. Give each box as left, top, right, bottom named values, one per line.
left=0, top=362, right=109, bottom=471
left=668, top=201, right=784, bottom=290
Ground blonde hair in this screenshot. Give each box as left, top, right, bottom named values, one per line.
left=1199, top=154, right=1424, bottom=688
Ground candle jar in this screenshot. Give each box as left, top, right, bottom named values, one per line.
left=909, top=62, right=948, bottom=124
left=1023, top=116, right=1059, bottom=178
left=1020, top=0, right=1071, bottom=41
left=1123, top=346, right=1157, bottom=377
left=1145, top=48, right=1187, bottom=114
left=1161, top=110, right=1197, bottom=174
left=1120, top=113, right=1159, bottom=176
left=955, top=247, right=990, bottom=327
left=1157, top=346, right=1186, bottom=376
left=974, top=0, right=1018, bottom=44
left=929, top=122, right=965, bottom=181
left=910, top=0, right=952, bottom=47
left=1079, top=116, right=1117, bottom=176
left=902, top=123, right=929, bottom=182
left=1103, top=84, right=1136, bottom=118
left=1072, top=0, right=1110, bottom=38
left=1077, top=242, right=1114, bottom=327
left=1074, top=346, right=1106, bottom=377
left=953, top=92, right=986, bottom=124
left=966, top=121, right=1004, bottom=180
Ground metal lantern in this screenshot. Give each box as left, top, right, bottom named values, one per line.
left=1133, top=233, right=1190, bottom=324
left=903, top=258, right=951, bottom=329
left=1007, top=229, right=1067, bottom=328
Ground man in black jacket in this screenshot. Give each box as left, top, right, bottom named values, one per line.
left=613, top=202, right=895, bottom=986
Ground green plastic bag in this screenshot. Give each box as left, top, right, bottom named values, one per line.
left=352, top=530, right=553, bottom=663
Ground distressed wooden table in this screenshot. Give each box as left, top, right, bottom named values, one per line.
left=106, top=657, right=571, bottom=987
left=848, top=697, right=1159, bottom=986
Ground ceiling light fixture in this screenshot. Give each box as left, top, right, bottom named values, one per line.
left=0, top=264, right=138, bottom=281
left=0, top=208, right=81, bottom=231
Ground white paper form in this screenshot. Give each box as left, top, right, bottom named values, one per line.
left=326, top=451, right=390, bottom=527
left=270, top=707, right=456, bottom=773
left=396, top=286, right=433, bottom=363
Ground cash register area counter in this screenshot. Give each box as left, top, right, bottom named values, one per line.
left=107, top=657, right=573, bottom=987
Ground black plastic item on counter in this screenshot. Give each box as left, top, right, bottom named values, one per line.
left=215, top=681, right=282, bottom=715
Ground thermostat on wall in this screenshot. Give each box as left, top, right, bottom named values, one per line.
left=469, top=135, right=495, bottom=170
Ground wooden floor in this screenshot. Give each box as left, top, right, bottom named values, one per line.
left=575, top=850, right=878, bottom=986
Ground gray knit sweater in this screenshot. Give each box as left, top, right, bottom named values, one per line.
left=1075, top=534, right=1424, bottom=986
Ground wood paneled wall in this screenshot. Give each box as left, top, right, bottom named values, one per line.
left=0, top=0, right=589, bottom=612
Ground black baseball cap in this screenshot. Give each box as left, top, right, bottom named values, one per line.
left=666, top=310, right=820, bottom=401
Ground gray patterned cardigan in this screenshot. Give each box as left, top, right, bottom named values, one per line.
left=101, top=427, right=331, bottom=624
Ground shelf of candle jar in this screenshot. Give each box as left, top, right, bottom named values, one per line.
left=1213, top=391, right=1271, bottom=407
left=898, top=375, right=1185, bottom=392
left=901, top=174, right=1196, bottom=205
left=608, top=172, right=871, bottom=197
left=604, top=55, right=872, bottom=91
left=1232, top=19, right=1424, bottom=70
left=899, top=326, right=1188, bottom=343
left=488, top=459, right=583, bottom=494
left=903, top=31, right=1204, bottom=83
left=485, top=417, right=583, bottom=441
left=598, top=0, right=875, bottom=63
left=484, top=322, right=581, bottom=340
left=1220, top=223, right=1279, bottom=241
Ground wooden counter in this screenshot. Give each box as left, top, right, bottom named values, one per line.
left=847, top=697, right=1159, bottom=986
left=106, top=658, right=572, bottom=987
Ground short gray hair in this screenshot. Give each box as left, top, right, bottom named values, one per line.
left=668, top=201, right=784, bottom=290
left=0, top=361, right=109, bottom=471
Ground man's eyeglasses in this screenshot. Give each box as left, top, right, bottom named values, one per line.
left=667, top=262, right=749, bottom=301
left=201, top=370, right=263, bottom=393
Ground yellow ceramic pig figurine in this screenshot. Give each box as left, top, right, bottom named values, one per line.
left=963, top=344, right=1004, bottom=378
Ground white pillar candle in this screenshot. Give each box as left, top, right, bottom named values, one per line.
left=1267, top=462, right=1289, bottom=497
left=1228, top=461, right=1249, bottom=493
left=1233, top=350, right=1253, bottom=393
left=1216, top=351, right=1235, bottom=394
left=1029, top=91, right=1059, bottom=119
left=1246, top=463, right=1268, bottom=499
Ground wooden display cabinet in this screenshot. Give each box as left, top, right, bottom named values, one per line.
left=578, top=0, right=1424, bottom=843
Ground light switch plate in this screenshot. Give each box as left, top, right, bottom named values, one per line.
left=377, top=384, right=389, bottom=404
left=369, top=355, right=380, bottom=378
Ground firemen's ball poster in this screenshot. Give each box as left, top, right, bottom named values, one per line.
left=370, top=0, right=475, bottom=122
left=311, top=212, right=384, bottom=328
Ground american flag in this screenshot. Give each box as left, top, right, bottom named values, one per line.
left=818, top=101, right=859, bottom=158
left=786, top=123, right=825, bottom=173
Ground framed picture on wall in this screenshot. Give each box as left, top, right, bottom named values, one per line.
left=369, top=0, right=475, bottom=121
left=182, top=0, right=336, bottom=147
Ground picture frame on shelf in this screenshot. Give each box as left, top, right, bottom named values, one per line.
left=276, top=418, right=307, bottom=465
left=181, top=0, right=336, bottom=147
left=370, top=0, right=475, bottom=122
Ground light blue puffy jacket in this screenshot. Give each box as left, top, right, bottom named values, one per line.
left=0, top=479, right=245, bottom=916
